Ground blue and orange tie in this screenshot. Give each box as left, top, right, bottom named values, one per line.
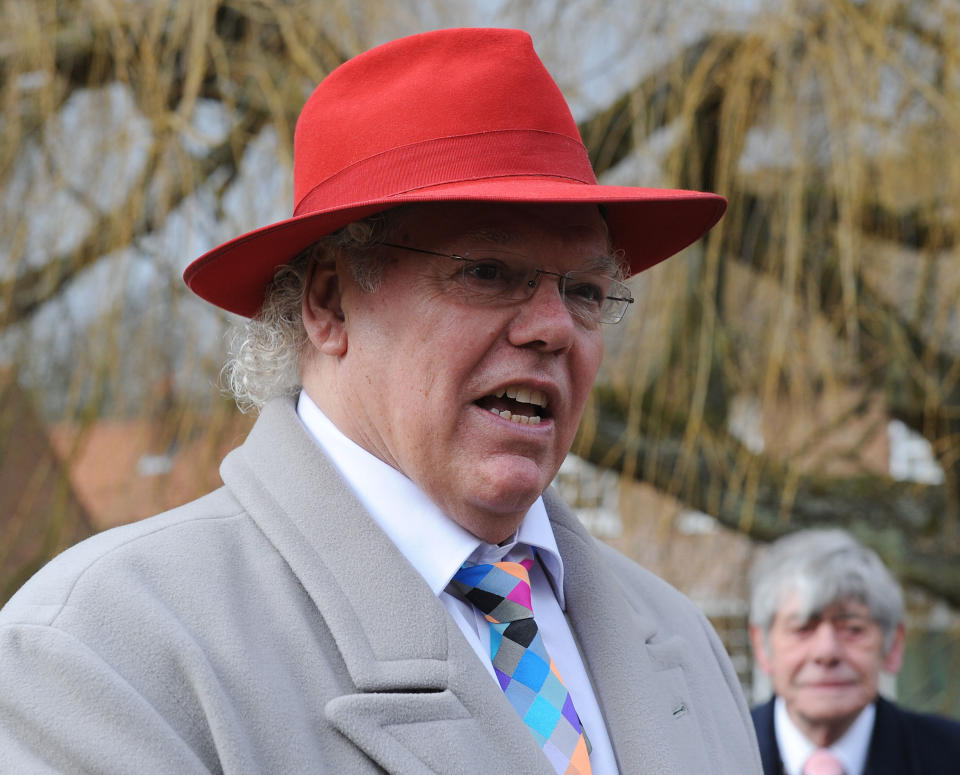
left=449, top=549, right=592, bottom=775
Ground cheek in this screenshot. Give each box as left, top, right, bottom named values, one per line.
left=784, top=655, right=808, bottom=679
left=854, top=650, right=886, bottom=680
left=768, top=642, right=806, bottom=678
left=572, top=340, right=604, bottom=401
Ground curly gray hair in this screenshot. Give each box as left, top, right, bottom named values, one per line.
left=221, top=212, right=395, bottom=412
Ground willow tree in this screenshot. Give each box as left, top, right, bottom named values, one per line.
left=1, top=0, right=958, bottom=605
left=570, top=0, right=960, bottom=605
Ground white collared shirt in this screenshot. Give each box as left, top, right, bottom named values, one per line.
left=774, top=695, right=875, bottom=775
left=297, top=391, right=619, bottom=775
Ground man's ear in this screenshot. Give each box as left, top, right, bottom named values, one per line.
left=883, top=623, right=906, bottom=674
left=303, top=260, right=347, bottom=356
left=749, top=625, right=773, bottom=674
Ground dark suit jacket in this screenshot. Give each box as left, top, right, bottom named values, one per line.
left=752, top=695, right=960, bottom=774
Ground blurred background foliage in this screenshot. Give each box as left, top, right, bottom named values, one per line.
left=1, top=0, right=957, bottom=715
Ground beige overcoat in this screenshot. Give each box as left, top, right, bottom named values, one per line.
left=0, top=398, right=761, bottom=774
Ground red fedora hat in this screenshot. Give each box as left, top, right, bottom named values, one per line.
left=184, top=27, right=726, bottom=317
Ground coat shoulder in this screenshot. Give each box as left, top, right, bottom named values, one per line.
left=872, top=696, right=960, bottom=769
left=0, top=487, right=246, bottom=627
left=592, top=537, right=714, bottom=630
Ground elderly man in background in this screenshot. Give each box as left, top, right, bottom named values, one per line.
left=0, top=28, right=761, bottom=774
left=748, top=528, right=960, bottom=775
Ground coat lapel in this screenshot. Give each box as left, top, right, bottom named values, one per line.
left=546, top=490, right=712, bottom=774
left=751, top=699, right=784, bottom=775
left=220, top=399, right=554, bottom=774
left=864, top=697, right=910, bottom=775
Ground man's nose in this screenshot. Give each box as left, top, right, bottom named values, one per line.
left=507, top=274, right=578, bottom=351
left=809, top=622, right=844, bottom=662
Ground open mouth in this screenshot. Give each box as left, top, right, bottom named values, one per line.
left=475, top=385, right=549, bottom=425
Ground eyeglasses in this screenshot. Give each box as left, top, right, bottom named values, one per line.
left=380, top=243, right=634, bottom=325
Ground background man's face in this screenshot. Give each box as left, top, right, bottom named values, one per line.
left=752, top=591, right=902, bottom=743
left=330, top=202, right=609, bottom=542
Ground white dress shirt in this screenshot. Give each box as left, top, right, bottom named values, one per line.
left=774, top=695, right=875, bottom=775
left=297, top=391, right=619, bottom=775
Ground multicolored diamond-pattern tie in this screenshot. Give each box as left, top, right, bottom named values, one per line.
left=449, top=549, right=592, bottom=775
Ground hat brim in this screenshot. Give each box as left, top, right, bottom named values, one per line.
left=183, top=178, right=726, bottom=317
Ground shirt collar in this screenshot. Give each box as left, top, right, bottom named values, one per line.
left=774, top=696, right=876, bottom=775
left=296, top=391, right=566, bottom=607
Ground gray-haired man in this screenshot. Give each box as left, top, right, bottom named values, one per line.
left=748, top=528, right=960, bottom=775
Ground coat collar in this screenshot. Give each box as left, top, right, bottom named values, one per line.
left=221, top=398, right=704, bottom=773
left=220, top=398, right=552, bottom=773
left=546, top=489, right=713, bottom=773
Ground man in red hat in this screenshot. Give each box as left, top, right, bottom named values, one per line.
left=0, top=28, right=761, bottom=774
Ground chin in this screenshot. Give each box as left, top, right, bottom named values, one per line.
left=476, top=456, right=552, bottom=500
left=798, top=695, right=864, bottom=721
left=461, top=487, right=545, bottom=536
left=470, top=485, right=542, bottom=519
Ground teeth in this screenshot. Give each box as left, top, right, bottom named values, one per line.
left=501, top=385, right=547, bottom=408
left=487, top=407, right=542, bottom=425
left=482, top=384, right=547, bottom=426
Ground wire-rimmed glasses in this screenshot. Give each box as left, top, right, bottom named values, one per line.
left=381, top=242, right=634, bottom=325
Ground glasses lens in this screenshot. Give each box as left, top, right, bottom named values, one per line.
left=563, top=273, right=633, bottom=324
left=599, top=280, right=633, bottom=324
left=562, top=271, right=613, bottom=322
left=455, top=251, right=632, bottom=324
left=458, top=252, right=533, bottom=301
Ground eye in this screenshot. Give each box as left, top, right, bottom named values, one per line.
left=463, top=259, right=509, bottom=283
left=564, top=277, right=607, bottom=307
left=458, top=254, right=526, bottom=299
left=837, top=621, right=868, bottom=640
left=567, top=282, right=604, bottom=303
left=789, top=620, right=818, bottom=637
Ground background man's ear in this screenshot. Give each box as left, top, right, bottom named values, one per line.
left=883, top=623, right=906, bottom=674
left=303, top=262, right=347, bottom=356
left=749, top=624, right=773, bottom=674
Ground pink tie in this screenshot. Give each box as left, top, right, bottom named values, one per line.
left=804, top=749, right=844, bottom=775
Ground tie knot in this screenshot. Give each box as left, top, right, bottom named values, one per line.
left=450, top=554, right=535, bottom=623
left=804, top=748, right=844, bottom=775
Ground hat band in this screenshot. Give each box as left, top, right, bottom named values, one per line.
left=293, top=129, right=597, bottom=217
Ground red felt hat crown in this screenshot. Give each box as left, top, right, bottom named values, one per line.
left=183, top=27, right=726, bottom=317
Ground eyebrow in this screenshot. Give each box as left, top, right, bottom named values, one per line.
left=583, top=253, right=620, bottom=275
left=462, top=228, right=509, bottom=245
left=462, top=229, right=620, bottom=275
left=785, top=609, right=873, bottom=627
